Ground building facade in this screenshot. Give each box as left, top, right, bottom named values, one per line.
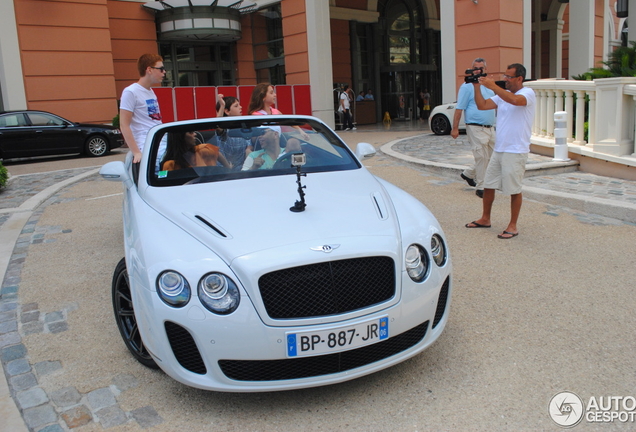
left=0, top=0, right=630, bottom=128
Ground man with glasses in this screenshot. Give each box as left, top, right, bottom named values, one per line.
left=451, top=57, right=496, bottom=198
left=465, top=63, right=536, bottom=240
left=119, top=54, right=166, bottom=164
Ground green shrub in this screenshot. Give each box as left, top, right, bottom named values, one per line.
left=573, top=41, right=636, bottom=80
left=112, top=113, right=120, bottom=128
left=0, top=162, right=8, bottom=189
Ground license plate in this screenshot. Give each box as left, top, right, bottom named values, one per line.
left=286, top=317, right=389, bottom=358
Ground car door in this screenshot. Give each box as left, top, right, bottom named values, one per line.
left=0, top=112, right=35, bottom=159
left=25, top=112, right=82, bottom=156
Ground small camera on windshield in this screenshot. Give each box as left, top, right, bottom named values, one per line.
left=291, top=153, right=306, bottom=167
left=464, top=67, right=487, bottom=84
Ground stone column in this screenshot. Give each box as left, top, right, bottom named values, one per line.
left=281, top=0, right=335, bottom=127
left=568, top=0, right=595, bottom=77
left=305, top=0, right=334, bottom=127
left=0, top=0, right=27, bottom=110
left=629, top=0, right=636, bottom=45
left=440, top=0, right=456, bottom=104
left=592, top=77, right=636, bottom=156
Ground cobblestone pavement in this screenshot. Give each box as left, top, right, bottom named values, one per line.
left=392, top=134, right=636, bottom=206
left=1, top=177, right=166, bottom=431
left=0, top=168, right=97, bottom=211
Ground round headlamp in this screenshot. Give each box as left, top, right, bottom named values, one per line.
left=405, top=244, right=429, bottom=282
left=199, top=273, right=240, bottom=315
left=431, top=234, right=447, bottom=266
left=157, top=271, right=191, bottom=307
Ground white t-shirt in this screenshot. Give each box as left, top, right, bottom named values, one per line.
left=490, top=87, right=536, bottom=153
left=340, top=92, right=351, bottom=110
left=120, top=83, right=162, bottom=151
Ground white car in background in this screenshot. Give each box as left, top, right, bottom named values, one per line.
left=100, top=115, right=452, bottom=392
left=428, top=102, right=465, bottom=135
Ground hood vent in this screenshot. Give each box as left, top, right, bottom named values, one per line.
left=195, top=215, right=228, bottom=238
left=372, top=192, right=389, bottom=221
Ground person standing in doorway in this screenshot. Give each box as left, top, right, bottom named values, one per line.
left=452, top=57, right=496, bottom=198
left=465, top=63, right=536, bottom=240
left=340, top=85, right=355, bottom=131
left=421, top=89, right=431, bottom=119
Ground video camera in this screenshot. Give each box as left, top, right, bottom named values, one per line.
left=464, top=67, right=487, bottom=84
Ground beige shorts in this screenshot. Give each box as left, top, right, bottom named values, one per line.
left=483, top=151, right=527, bottom=195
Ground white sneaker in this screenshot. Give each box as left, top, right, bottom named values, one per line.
left=351, top=127, right=357, bottom=130
left=345, top=128, right=351, bottom=131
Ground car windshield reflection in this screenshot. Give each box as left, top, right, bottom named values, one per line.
left=148, top=117, right=360, bottom=186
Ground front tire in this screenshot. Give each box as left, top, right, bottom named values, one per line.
left=112, top=258, right=159, bottom=369
left=86, top=135, right=109, bottom=157
left=430, top=114, right=451, bottom=135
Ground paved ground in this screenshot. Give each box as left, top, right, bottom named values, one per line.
left=1, top=123, right=635, bottom=431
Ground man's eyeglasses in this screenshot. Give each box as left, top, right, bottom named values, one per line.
left=503, top=74, right=520, bottom=79
left=151, top=66, right=166, bottom=73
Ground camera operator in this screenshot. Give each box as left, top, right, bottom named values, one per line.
left=451, top=58, right=496, bottom=198
left=465, top=63, right=536, bottom=240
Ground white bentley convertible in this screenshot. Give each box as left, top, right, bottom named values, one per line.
left=100, top=115, right=452, bottom=392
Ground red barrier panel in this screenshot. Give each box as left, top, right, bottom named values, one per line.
left=274, top=85, right=293, bottom=114
left=217, top=86, right=238, bottom=98
left=153, top=87, right=175, bottom=123
left=156, top=85, right=311, bottom=121
left=238, top=86, right=256, bottom=112
left=175, top=87, right=196, bottom=121
left=293, top=85, right=312, bottom=116
left=194, top=87, right=217, bottom=119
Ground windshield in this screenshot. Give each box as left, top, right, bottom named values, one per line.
left=146, top=117, right=361, bottom=187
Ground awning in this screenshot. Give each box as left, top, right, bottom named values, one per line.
left=143, top=0, right=258, bottom=42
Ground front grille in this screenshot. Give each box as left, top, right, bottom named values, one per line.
left=218, top=321, right=428, bottom=381
left=258, top=256, right=395, bottom=319
left=432, top=276, right=450, bottom=329
left=165, top=321, right=207, bottom=375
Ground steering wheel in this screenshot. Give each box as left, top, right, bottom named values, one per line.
left=272, top=152, right=297, bottom=170
left=193, top=131, right=205, bottom=145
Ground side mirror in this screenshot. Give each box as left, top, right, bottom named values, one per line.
left=355, top=142, right=376, bottom=159
left=100, top=161, right=130, bottom=184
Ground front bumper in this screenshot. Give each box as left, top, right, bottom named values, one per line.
left=133, top=271, right=451, bottom=392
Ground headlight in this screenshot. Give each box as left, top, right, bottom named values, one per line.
left=405, top=244, right=429, bottom=282
left=198, top=273, right=240, bottom=315
left=431, top=234, right=447, bottom=266
left=157, top=271, right=191, bottom=307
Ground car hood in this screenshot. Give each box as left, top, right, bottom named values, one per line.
left=141, top=169, right=399, bottom=264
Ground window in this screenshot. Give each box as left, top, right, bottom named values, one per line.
left=252, top=5, right=285, bottom=84
left=0, top=114, right=27, bottom=127
left=159, top=43, right=234, bottom=87
left=28, top=113, right=65, bottom=127
left=384, top=0, right=423, bottom=65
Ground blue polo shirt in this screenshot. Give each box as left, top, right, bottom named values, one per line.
left=456, top=82, right=496, bottom=126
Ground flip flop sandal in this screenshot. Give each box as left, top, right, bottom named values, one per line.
left=497, top=231, right=519, bottom=239
left=465, top=221, right=491, bottom=228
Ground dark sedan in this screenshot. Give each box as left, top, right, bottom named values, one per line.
left=0, top=110, right=124, bottom=160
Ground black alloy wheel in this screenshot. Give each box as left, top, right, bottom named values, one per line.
left=112, top=258, right=159, bottom=369
left=430, top=114, right=452, bottom=135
